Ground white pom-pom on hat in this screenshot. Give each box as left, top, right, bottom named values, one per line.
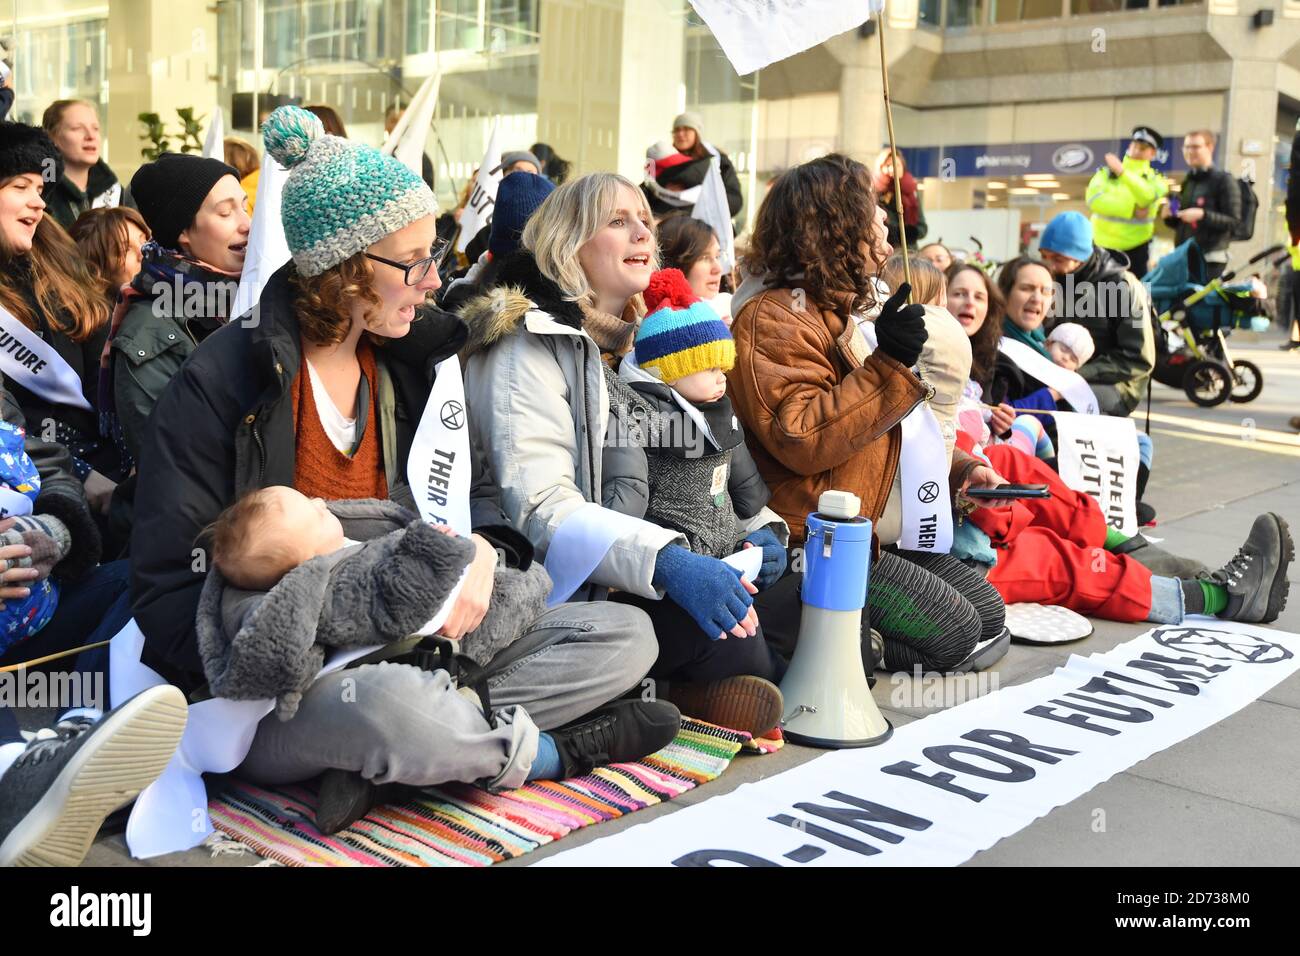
left=260, top=105, right=324, bottom=169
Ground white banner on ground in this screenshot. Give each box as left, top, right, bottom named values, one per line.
left=202, top=106, right=225, bottom=160
left=1054, top=411, right=1140, bottom=536
left=687, top=0, right=875, bottom=76
left=0, top=304, right=93, bottom=411
left=691, top=155, right=736, bottom=273
left=407, top=354, right=473, bottom=536
left=381, top=71, right=440, bottom=179
left=539, top=619, right=1299, bottom=866
left=230, top=158, right=291, bottom=322
left=455, top=120, right=503, bottom=253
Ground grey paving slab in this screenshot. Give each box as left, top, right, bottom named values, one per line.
left=1261, top=670, right=1300, bottom=711
left=964, top=772, right=1300, bottom=867
left=1120, top=701, right=1300, bottom=821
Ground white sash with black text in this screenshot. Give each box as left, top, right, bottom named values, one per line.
left=407, top=354, right=473, bottom=535
left=896, top=402, right=954, bottom=553
left=0, top=305, right=93, bottom=411
left=998, top=336, right=1099, bottom=415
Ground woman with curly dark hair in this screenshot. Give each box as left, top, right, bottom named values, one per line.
left=733, top=153, right=1009, bottom=675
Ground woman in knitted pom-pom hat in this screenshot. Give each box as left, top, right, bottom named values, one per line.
left=131, top=106, right=666, bottom=811
left=461, top=174, right=788, bottom=737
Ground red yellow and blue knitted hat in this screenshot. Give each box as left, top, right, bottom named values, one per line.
left=635, top=268, right=734, bottom=384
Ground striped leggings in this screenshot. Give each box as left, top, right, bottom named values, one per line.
left=754, top=548, right=1005, bottom=674
left=871, top=549, right=1005, bottom=671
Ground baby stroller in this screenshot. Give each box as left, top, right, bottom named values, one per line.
left=1143, top=241, right=1286, bottom=407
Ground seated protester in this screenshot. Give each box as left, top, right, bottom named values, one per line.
left=957, top=435, right=1292, bottom=629
left=614, top=268, right=787, bottom=574
left=729, top=155, right=1005, bottom=675
left=656, top=215, right=732, bottom=321
left=107, top=153, right=249, bottom=462
left=39, top=100, right=135, bottom=231
left=438, top=170, right=553, bottom=313
left=131, top=108, right=672, bottom=833
left=916, top=242, right=953, bottom=273
left=995, top=249, right=1158, bottom=518
left=0, top=376, right=152, bottom=869
left=0, top=122, right=126, bottom=521
left=461, top=172, right=786, bottom=737
left=876, top=255, right=970, bottom=468
left=1037, top=210, right=1156, bottom=417
left=991, top=255, right=1063, bottom=412
left=67, top=206, right=150, bottom=307
left=198, top=487, right=643, bottom=834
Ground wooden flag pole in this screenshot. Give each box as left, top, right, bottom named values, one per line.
left=875, top=7, right=912, bottom=297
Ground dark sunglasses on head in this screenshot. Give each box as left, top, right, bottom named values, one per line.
left=365, top=239, right=451, bottom=286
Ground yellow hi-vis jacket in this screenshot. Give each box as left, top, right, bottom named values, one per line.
left=1087, top=155, right=1169, bottom=252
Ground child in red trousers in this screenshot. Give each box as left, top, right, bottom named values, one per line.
left=957, top=437, right=1292, bottom=625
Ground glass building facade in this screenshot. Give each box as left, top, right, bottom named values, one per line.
left=0, top=0, right=1292, bottom=251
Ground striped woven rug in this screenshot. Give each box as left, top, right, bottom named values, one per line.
left=207, top=718, right=748, bottom=867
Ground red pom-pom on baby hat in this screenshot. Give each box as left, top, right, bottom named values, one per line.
left=643, top=268, right=698, bottom=313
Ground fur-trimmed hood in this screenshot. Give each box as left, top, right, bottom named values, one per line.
left=459, top=250, right=585, bottom=358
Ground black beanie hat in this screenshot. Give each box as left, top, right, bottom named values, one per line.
left=130, top=153, right=240, bottom=251
left=0, top=122, right=62, bottom=185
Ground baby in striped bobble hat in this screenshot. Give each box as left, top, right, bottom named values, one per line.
left=614, top=269, right=787, bottom=582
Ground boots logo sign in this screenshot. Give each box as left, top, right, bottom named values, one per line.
left=1052, top=144, right=1094, bottom=174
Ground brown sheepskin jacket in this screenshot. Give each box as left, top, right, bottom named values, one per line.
left=728, top=285, right=980, bottom=544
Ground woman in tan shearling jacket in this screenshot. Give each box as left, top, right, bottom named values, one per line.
left=733, top=154, right=1008, bottom=675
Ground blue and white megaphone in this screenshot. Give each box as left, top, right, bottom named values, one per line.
left=779, top=490, right=892, bottom=748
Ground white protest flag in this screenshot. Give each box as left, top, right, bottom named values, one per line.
left=202, top=106, right=225, bottom=160
left=381, top=71, right=441, bottom=178
left=230, top=158, right=291, bottom=322
left=1053, top=411, right=1140, bottom=536
left=692, top=155, right=736, bottom=272
left=456, top=119, right=504, bottom=253
left=538, top=619, right=1300, bottom=866
left=688, top=0, right=875, bottom=76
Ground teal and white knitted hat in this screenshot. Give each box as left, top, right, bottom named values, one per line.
left=261, top=105, right=435, bottom=277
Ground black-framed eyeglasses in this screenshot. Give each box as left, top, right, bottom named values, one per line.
left=366, top=240, right=450, bottom=286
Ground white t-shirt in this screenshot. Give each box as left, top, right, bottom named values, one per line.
left=305, top=359, right=358, bottom=456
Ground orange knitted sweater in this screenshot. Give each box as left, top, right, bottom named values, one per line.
left=290, top=342, right=388, bottom=501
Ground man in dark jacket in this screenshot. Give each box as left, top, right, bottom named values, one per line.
left=1038, top=211, right=1155, bottom=417
left=1163, top=129, right=1241, bottom=279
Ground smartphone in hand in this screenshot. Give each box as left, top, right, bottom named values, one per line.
left=965, top=483, right=1051, bottom=500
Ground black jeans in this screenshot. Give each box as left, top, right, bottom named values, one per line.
left=611, top=591, right=784, bottom=684
left=0, top=560, right=132, bottom=742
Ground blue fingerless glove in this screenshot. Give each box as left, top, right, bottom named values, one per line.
left=652, top=544, right=754, bottom=640
left=743, top=527, right=787, bottom=590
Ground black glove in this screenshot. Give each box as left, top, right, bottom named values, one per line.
left=873, top=282, right=928, bottom=369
